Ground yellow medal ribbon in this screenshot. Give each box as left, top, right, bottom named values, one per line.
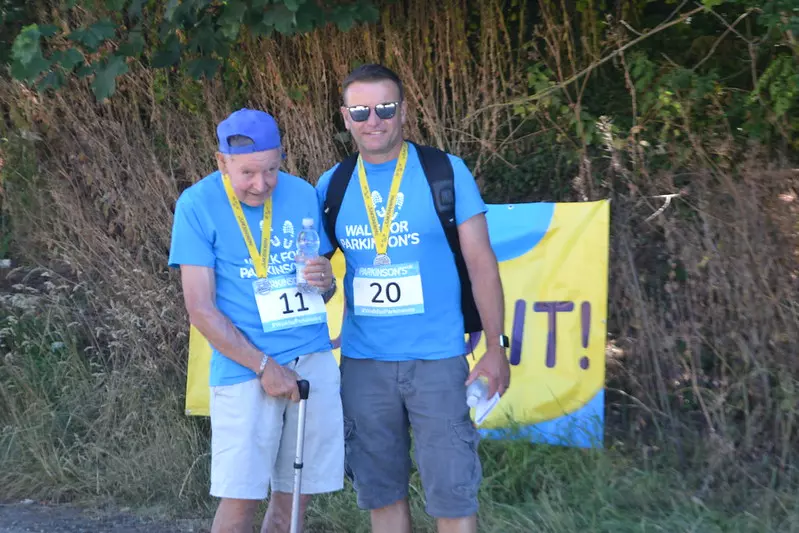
left=357, top=141, right=408, bottom=259
left=222, top=174, right=272, bottom=279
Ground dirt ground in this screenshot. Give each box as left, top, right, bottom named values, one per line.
left=0, top=501, right=210, bottom=533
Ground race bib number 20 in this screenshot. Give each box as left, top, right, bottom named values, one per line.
left=353, top=262, right=424, bottom=317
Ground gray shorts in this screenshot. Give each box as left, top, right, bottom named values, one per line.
left=340, top=354, right=482, bottom=518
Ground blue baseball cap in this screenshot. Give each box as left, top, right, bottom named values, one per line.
left=216, top=108, right=282, bottom=155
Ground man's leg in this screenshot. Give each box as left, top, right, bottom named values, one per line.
left=437, top=516, right=477, bottom=533
left=209, top=379, right=285, bottom=533
left=369, top=498, right=412, bottom=533
left=260, top=492, right=311, bottom=533
left=403, top=356, right=482, bottom=533
left=267, top=351, right=346, bottom=533
left=212, top=499, right=259, bottom=533
left=340, top=356, right=413, bottom=533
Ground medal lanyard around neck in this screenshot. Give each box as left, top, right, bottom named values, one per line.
left=356, top=141, right=408, bottom=257
left=222, top=174, right=272, bottom=279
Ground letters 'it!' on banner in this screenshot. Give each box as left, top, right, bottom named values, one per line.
left=184, top=200, right=610, bottom=449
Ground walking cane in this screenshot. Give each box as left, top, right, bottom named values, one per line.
left=290, top=379, right=310, bottom=533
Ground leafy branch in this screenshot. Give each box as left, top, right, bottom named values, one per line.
left=7, top=0, right=379, bottom=101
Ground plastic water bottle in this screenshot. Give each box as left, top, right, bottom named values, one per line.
left=466, top=377, right=489, bottom=408
left=295, top=217, right=320, bottom=294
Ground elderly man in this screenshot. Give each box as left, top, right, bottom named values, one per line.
left=316, top=64, right=510, bottom=533
left=169, top=108, right=343, bottom=533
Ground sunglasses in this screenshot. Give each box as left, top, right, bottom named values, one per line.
left=345, top=102, right=400, bottom=122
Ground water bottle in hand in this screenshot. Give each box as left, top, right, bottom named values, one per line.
left=466, top=377, right=489, bottom=408
left=295, top=217, right=321, bottom=294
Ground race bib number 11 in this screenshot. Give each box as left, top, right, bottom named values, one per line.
left=353, top=262, right=424, bottom=317
left=253, top=275, right=327, bottom=332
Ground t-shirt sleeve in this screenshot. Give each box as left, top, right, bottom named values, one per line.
left=168, top=193, right=216, bottom=269
left=315, top=167, right=336, bottom=252
left=450, top=156, right=487, bottom=224
left=316, top=198, right=333, bottom=257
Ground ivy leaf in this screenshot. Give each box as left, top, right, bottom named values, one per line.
left=334, top=13, right=356, bottom=32
left=92, top=54, right=129, bottom=100
left=77, top=61, right=99, bottom=78
left=51, top=48, right=85, bottom=71
left=284, top=0, right=305, bottom=12
left=150, top=33, right=182, bottom=68
left=10, top=55, right=52, bottom=83
left=11, top=25, right=42, bottom=65
left=219, top=1, right=248, bottom=23
left=294, top=3, right=323, bottom=32
left=171, top=1, right=201, bottom=26
left=263, top=5, right=296, bottom=35
left=164, top=0, right=180, bottom=22
left=356, top=1, right=379, bottom=23
left=219, top=2, right=247, bottom=40
left=250, top=15, right=275, bottom=37
left=128, top=0, right=145, bottom=19
left=63, top=49, right=85, bottom=70
left=68, top=19, right=117, bottom=51
left=185, top=57, right=220, bottom=79
left=188, top=22, right=220, bottom=54
left=118, top=30, right=145, bottom=57
left=37, top=70, right=65, bottom=91
left=10, top=25, right=53, bottom=83
left=38, top=24, right=59, bottom=38
left=105, top=0, right=126, bottom=11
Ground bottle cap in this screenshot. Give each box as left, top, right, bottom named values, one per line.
left=466, top=395, right=478, bottom=408
left=302, top=217, right=314, bottom=227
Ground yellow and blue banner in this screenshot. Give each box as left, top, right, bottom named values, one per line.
left=184, top=200, right=610, bottom=448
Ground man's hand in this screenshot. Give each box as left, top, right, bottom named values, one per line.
left=260, top=357, right=302, bottom=402
left=302, top=256, right=334, bottom=291
left=465, top=346, right=510, bottom=398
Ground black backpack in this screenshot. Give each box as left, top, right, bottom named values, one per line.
left=321, top=141, right=482, bottom=335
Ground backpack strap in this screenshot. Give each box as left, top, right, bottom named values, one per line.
left=322, top=153, right=358, bottom=257
left=409, top=141, right=483, bottom=335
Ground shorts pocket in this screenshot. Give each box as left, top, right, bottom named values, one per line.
left=449, top=420, right=481, bottom=498
left=343, top=416, right=356, bottom=482
left=211, top=381, right=245, bottom=400
left=461, top=354, right=471, bottom=373
left=343, top=416, right=355, bottom=441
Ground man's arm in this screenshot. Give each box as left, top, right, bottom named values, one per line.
left=181, top=265, right=263, bottom=371
left=180, top=265, right=299, bottom=400
left=458, top=213, right=510, bottom=396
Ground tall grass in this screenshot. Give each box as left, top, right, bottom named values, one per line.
left=0, top=268, right=211, bottom=511
left=0, top=0, right=797, bottom=528
left=308, top=440, right=799, bottom=532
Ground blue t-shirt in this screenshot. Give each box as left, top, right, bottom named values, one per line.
left=315, top=143, right=486, bottom=361
left=169, top=170, right=334, bottom=386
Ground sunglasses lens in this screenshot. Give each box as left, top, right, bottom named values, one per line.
left=375, top=103, right=397, bottom=120
left=349, top=106, right=370, bottom=122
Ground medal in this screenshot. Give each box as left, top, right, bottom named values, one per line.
left=373, top=253, right=391, bottom=266
left=253, top=278, right=271, bottom=294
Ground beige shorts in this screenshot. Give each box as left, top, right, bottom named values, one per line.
left=208, top=350, right=344, bottom=500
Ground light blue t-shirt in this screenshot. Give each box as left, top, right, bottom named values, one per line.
left=315, top=143, right=487, bottom=361
left=169, top=170, right=334, bottom=386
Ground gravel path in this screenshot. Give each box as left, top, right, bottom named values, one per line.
left=0, top=502, right=210, bottom=533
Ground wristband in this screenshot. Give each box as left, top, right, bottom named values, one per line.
left=323, top=276, right=336, bottom=298
left=256, top=353, right=269, bottom=378
left=498, top=334, right=510, bottom=349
